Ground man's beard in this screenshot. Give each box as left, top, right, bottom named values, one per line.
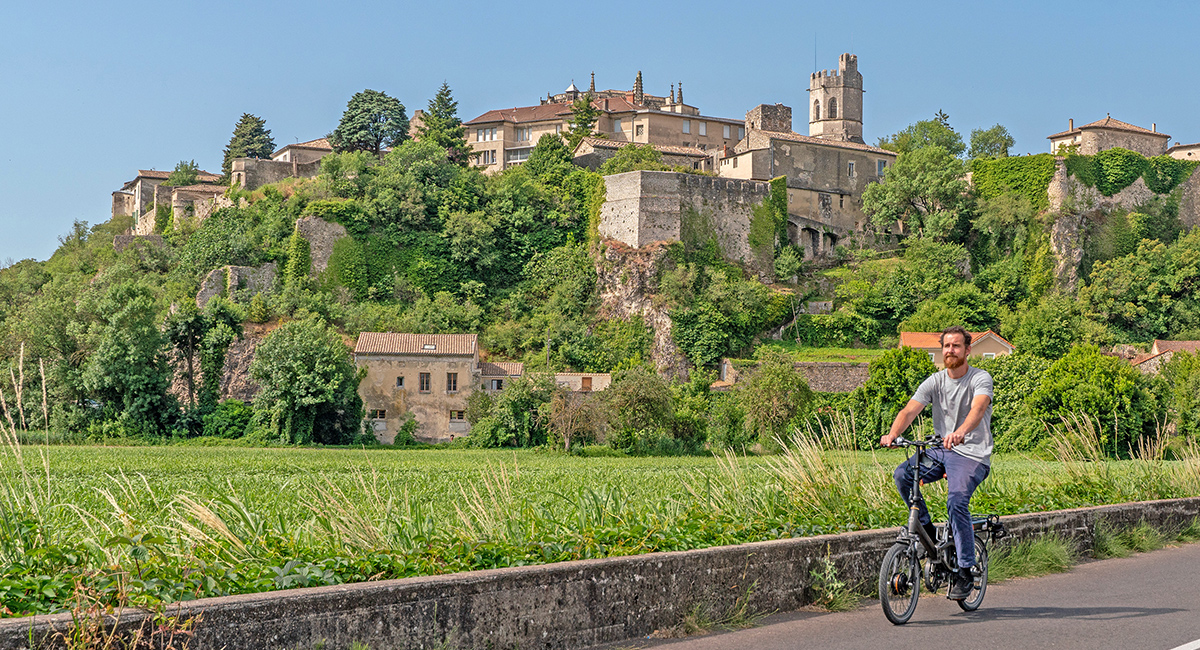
left=944, top=354, right=965, bottom=369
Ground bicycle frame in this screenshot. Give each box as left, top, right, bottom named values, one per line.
left=897, top=436, right=941, bottom=559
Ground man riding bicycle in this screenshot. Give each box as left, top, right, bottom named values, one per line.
left=880, top=326, right=993, bottom=601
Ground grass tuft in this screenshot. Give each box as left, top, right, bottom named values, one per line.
left=809, top=549, right=860, bottom=612
left=989, top=535, right=1075, bottom=582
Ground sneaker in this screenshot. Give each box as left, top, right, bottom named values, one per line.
left=947, top=568, right=973, bottom=600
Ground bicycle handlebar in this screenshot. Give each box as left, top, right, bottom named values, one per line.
left=891, top=435, right=943, bottom=448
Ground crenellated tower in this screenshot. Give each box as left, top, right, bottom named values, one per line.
left=809, top=53, right=864, bottom=144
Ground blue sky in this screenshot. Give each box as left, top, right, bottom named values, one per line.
left=2, top=0, right=1198, bottom=263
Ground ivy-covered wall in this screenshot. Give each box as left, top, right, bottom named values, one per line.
left=971, top=154, right=1056, bottom=211
left=1066, top=149, right=1200, bottom=197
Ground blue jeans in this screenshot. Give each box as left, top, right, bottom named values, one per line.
left=893, top=448, right=990, bottom=568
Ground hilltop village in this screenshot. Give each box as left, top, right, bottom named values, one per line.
left=4, top=53, right=1199, bottom=451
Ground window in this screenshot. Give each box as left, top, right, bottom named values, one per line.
left=477, top=150, right=496, bottom=165
left=828, top=97, right=838, bottom=119
left=450, top=410, right=465, bottom=422
left=847, top=161, right=855, bottom=177
left=368, top=409, right=387, bottom=419
left=877, top=160, right=887, bottom=175
left=682, top=120, right=690, bottom=134
left=928, top=352, right=936, bottom=363
left=581, top=376, right=593, bottom=392
left=419, top=372, right=431, bottom=393
left=506, top=147, right=532, bottom=163
left=490, top=379, right=504, bottom=390
left=613, top=118, right=622, bottom=133
left=698, top=122, right=707, bottom=136
left=555, top=124, right=563, bottom=134
left=983, top=353, right=996, bottom=360
left=732, top=157, right=738, bottom=168
left=475, top=127, right=496, bottom=142
left=635, top=124, right=644, bottom=136
left=422, top=343, right=436, bottom=350
left=395, top=376, right=404, bottom=388
left=813, top=99, right=821, bottom=121
left=839, top=195, right=844, bottom=208
left=723, top=124, right=731, bottom=139
left=738, top=127, right=745, bottom=139
left=446, top=373, right=458, bottom=393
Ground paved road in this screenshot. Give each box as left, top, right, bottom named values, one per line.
left=631, top=542, right=1200, bottom=650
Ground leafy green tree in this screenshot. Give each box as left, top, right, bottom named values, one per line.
left=1005, top=294, right=1082, bottom=359
left=877, top=114, right=965, bottom=156
left=164, top=304, right=208, bottom=409
left=81, top=282, right=176, bottom=434
left=735, top=347, right=813, bottom=445
left=164, top=160, right=201, bottom=187
left=773, top=246, right=802, bottom=283
left=329, top=89, right=409, bottom=157
left=968, top=124, right=1015, bottom=159
left=599, top=144, right=668, bottom=175
left=415, top=82, right=471, bottom=165
left=467, top=373, right=556, bottom=447
left=861, top=146, right=973, bottom=240
left=854, top=346, right=938, bottom=448
left=221, top=113, right=275, bottom=180
left=198, top=297, right=245, bottom=413
left=603, top=365, right=674, bottom=435
left=1159, top=352, right=1200, bottom=439
left=899, top=284, right=999, bottom=333
left=973, top=353, right=1052, bottom=450
left=523, top=134, right=575, bottom=185
left=1027, top=344, right=1163, bottom=457
left=249, top=316, right=363, bottom=445
left=565, top=93, right=602, bottom=149
left=973, top=192, right=1034, bottom=261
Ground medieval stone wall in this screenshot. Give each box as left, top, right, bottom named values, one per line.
left=295, top=216, right=347, bottom=275
left=1080, top=130, right=1168, bottom=157
left=231, top=158, right=322, bottom=191
left=196, top=263, right=278, bottom=308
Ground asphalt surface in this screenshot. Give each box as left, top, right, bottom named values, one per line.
left=628, top=542, right=1200, bottom=650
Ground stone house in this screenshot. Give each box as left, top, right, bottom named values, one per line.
left=112, top=168, right=222, bottom=224
left=553, top=372, right=612, bottom=392
left=898, top=330, right=1014, bottom=368
left=572, top=137, right=714, bottom=172
left=230, top=138, right=333, bottom=190
left=1167, top=142, right=1200, bottom=161
left=355, top=333, right=481, bottom=444
left=480, top=361, right=523, bottom=393
left=1131, top=340, right=1200, bottom=375
left=1047, top=116, right=1170, bottom=157
left=464, top=72, right=744, bottom=173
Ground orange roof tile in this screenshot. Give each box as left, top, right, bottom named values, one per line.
left=1153, top=339, right=1200, bottom=354
left=1047, top=116, right=1170, bottom=140
left=480, top=361, right=524, bottom=376
left=466, top=104, right=574, bottom=126
left=272, top=138, right=333, bottom=156
left=897, top=330, right=1013, bottom=350
left=136, top=169, right=221, bottom=182
left=755, top=130, right=896, bottom=155
left=354, top=333, right=478, bottom=356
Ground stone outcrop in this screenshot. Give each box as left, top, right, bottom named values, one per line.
left=295, top=216, right=347, bottom=275
left=595, top=240, right=690, bottom=380
left=167, top=323, right=272, bottom=407
left=196, top=263, right=277, bottom=308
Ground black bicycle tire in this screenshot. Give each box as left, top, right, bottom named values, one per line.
left=879, top=542, right=921, bottom=624
left=957, top=534, right=988, bottom=611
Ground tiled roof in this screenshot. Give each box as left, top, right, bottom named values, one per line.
left=1047, top=117, right=1170, bottom=140
left=480, top=361, right=524, bottom=376
left=137, top=169, right=221, bottom=182
left=577, top=137, right=709, bottom=158
left=754, top=130, right=895, bottom=155
left=354, top=333, right=478, bottom=356
left=466, top=104, right=574, bottom=125
left=898, top=330, right=1013, bottom=350
left=272, top=138, right=333, bottom=156
left=170, top=184, right=226, bottom=193
left=1153, top=340, right=1200, bottom=354
left=1131, top=351, right=1165, bottom=366
left=553, top=372, right=612, bottom=377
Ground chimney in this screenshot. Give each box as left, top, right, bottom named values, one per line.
left=1152, top=123, right=1157, bottom=133
left=1069, top=118, right=1074, bottom=130
left=603, top=98, right=609, bottom=112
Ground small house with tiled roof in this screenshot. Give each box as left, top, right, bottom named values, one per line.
left=112, top=168, right=222, bottom=224
left=354, top=333, right=482, bottom=443
left=480, top=361, right=524, bottom=393
left=1131, top=340, right=1200, bottom=375
left=572, top=137, right=715, bottom=172
left=1047, top=115, right=1170, bottom=157
left=229, top=137, right=333, bottom=190
left=271, top=138, right=334, bottom=164
left=898, top=330, right=1014, bottom=368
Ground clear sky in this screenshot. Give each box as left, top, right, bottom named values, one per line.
left=2, top=0, right=1197, bottom=263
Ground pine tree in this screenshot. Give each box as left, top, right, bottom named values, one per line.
left=416, top=82, right=471, bottom=165
left=565, top=93, right=603, bottom=150
left=221, top=114, right=275, bottom=180
left=329, top=89, right=408, bottom=157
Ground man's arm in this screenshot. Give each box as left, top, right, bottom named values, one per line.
left=943, top=394, right=992, bottom=450
left=880, top=400, right=925, bottom=447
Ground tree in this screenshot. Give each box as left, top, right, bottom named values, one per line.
left=861, top=146, right=973, bottom=239
left=163, top=160, right=200, bottom=187
left=248, top=316, right=363, bottom=444
left=735, top=347, right=814, bottom=445
left=853, top=346, right=938, bottom=448
left=329, top=89, right=409, bottom=157
left=221, top=113, right=275, bottom=180
left=1159, top=352, right=1200, bottom=440
left=877, top=114, right=965, bottom=156
left=415, top=82, right=471, bottom=165
left=1005, top=294, right=1082, bottom=359
left=968, top=124, right=1015, bottom=159
left=523, top=134, right=574, bottom=185
left=603, top=365, right=674, bottom=434
left=973, top=353, right=1052, bottom=450
left=599, top=144, right=668, bottom=175
left=899, top=284, right=999, bottom=333
left=564, top=93, right=602, bottom=149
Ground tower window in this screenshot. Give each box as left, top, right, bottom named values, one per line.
left=878, top=160, right=887, bottom=175
left=829, top=98, right=838, bottom=120
left=813, top=100, right=821, bottom=121
left=682, top=120, right=691, bottom=134
left=848, top=161, right=855, bottom=177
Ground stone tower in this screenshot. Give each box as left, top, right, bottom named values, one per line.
left=809, top=53, right=864, bottom=144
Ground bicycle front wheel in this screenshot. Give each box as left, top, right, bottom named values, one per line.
left=957, top=534, right=989, bottom=611
left=879, top=542, right=921, bottom=624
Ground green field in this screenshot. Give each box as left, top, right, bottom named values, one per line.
left=756, top=341, right=890, bottom=363
left=3, top=439, right=1199, bottom=617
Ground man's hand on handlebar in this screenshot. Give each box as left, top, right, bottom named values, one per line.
left=880, top=434, right=899, bottom=448
left=943, top=430, right=965, bottom=449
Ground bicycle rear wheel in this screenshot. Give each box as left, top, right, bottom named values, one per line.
left=879, top=542, right=921, bottom=624
left=957, top=534, right=988, bottom=611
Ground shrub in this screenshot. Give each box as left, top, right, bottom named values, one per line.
left=852, top=347, right=937, bottom=448
left=202, top=400, right=253, bottom=438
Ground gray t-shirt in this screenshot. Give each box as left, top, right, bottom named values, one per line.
left=911, top=366, right=994, bottom=465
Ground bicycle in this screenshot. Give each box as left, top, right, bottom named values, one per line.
left=878, top=435, right=1007, bottom=625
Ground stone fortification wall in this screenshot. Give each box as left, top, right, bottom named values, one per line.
left=1079, top=130, right=1168, bottom=157
left=794, top=361, right=869, bottom=393
left=196, top=263, right=278, bottom=309
left=599, top=170, right=769, bottom=266
left=1179, top=166, right=1200, bottom=230
left=295, top=216, right=347, bottom=275
left=7, top=497, right=1198, bottom=650
left=231, top=158, right=322, bottom=190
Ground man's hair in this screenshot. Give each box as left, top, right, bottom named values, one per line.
left=939, top=325, right=972, bottom=347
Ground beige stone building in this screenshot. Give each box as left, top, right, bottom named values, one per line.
left=464, top=73, right=744, bottom=173
left=1047, top=116, right=1170, bottom=157
left=1167, top=142, right=1200, bottom=161
left=898, top=331, right=1014, bottom=368
left=112, top=169, right=222, bottom=224
left=231, top=138, right=334, bottom=190
left=1131, top=339, right=1200, bottom=375
left=572, top=137, right=714, bottom=172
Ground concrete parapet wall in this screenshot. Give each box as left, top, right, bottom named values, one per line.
left=4, top=497, right=1197, bottom=650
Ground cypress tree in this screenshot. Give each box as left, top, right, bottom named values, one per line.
left=222, top=113, right=276, bottom=180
